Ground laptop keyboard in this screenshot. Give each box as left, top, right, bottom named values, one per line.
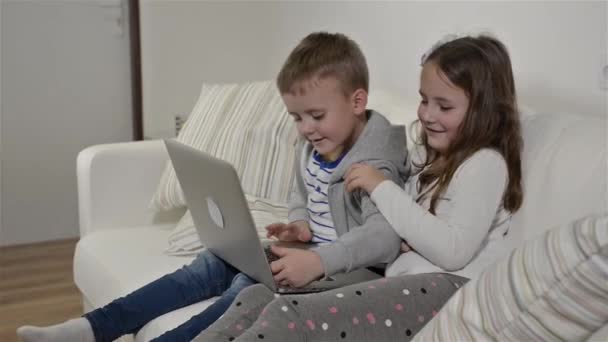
left=263, top=245, right=280, bottom=263
left=263, top=245, right=327, bottom=293
left=277, top=286, right=326, bottom=294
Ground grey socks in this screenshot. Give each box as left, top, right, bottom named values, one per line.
left=17, top=317, right=95, bottom=342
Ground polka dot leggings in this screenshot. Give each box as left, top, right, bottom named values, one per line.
left=195, top=273, right=468, bottom=342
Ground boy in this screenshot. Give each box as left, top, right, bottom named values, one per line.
left=265, top=31, right=410, bottom=288
left=17, top=31, right=408, bottom=342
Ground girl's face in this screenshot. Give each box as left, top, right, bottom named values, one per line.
left=417, top=61, right=469, bottom=154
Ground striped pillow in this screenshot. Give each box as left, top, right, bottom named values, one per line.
left=150, top=80, right=298, bottom=211
left=414, top=213, right=608, bottom=341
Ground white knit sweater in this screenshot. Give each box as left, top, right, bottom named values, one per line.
left=371, top=148, right=514, bottom=279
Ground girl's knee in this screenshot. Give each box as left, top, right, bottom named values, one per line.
left=231, top=284, right=275, bottom=307
left=239, top=283, right=272, bottom=297
left=260, top=296, right=300, bottom=320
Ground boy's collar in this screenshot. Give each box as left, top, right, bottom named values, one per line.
left=313, top=150, right=346, bottom=168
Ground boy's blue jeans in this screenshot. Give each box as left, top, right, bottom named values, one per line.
left=84, top=250, right=256, bottom=342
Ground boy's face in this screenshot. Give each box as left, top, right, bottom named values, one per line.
left=283, top=77, right=367, bottom=162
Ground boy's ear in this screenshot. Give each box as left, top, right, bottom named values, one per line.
left=351, top=88, right=368, bottom=116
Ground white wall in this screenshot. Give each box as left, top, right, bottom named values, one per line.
left=0, top=0, right=133, bottom=246
left=140, top=1, right=288, bottom=138
left=141, top=1, right=607, bottom=139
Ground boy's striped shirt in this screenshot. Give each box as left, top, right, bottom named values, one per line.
left=303, top=152, right=345, bottom=244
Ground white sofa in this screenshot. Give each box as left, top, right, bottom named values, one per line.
left=74, top=107, right=607, bottom=341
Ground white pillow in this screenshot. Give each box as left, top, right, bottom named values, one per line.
left=150, top=80, right=298, bottom=211
left=512, top=112, right=607, bottom=242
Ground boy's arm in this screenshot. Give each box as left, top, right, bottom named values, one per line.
left=314, top=161, right=404, bottom=276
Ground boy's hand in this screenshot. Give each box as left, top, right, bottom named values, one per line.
left=266, top=221, right=312, bottom=242
left=344, top=163, right=387, bottom=194
left=270, top=245, right=325, bottom=287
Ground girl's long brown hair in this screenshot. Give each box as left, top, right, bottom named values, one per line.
left=416, top=35, right=523, bottom=214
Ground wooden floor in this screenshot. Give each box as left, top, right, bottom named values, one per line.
left=0, top=238, right=83, bottom=342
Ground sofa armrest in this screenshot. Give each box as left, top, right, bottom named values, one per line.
left=77, top=140, right=183, bottom=236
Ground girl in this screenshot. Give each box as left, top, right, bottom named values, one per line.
left=194, top=34, right=523, bottom=342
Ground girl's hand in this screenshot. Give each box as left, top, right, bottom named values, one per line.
left=270, top=246, right=325, bottom=287
left=344, top=163, right=387, bottom=194
left=265, top=221, right=312, bottom=242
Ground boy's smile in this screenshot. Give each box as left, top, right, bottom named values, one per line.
left=282, top=76, right=367, bottom=162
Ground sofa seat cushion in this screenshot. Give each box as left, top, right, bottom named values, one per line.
left=74, top=225, right=219, bottom=340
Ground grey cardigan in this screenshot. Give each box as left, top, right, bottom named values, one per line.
left=288, top=110, right=410, bottom=276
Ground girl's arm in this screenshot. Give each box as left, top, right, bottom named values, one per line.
left=370, top=149, right=508, bottom=271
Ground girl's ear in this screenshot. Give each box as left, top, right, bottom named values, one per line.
left=351, top=88, right=368, bottom=116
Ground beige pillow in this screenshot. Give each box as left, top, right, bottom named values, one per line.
left=150, top=80, right=298, bottom=211
left=414, top=213, right=608, bottom=341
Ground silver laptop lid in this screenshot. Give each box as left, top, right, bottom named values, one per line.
left=164, top=139, right=276, bottom=291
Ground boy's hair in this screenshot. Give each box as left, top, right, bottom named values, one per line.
left=277, top=32, right=369, bottom=96
left=415, top=35, right=523, bottom=213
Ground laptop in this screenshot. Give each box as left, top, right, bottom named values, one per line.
left=164, top=139, right=382, bottom=293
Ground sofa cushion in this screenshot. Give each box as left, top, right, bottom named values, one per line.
left=164, top=211, right=207, bottom=256
left=73, top=225, right=218, bottom=340
left=512, top=113, right=607, bottom=242
left=413, top=213, right=608, bottom=341
left=150, top=80, right=298, bottom=211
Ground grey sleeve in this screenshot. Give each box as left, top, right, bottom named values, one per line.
left=315, top=162, right=404, bottom=276
left=288, top=145, right=309, bottom=223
